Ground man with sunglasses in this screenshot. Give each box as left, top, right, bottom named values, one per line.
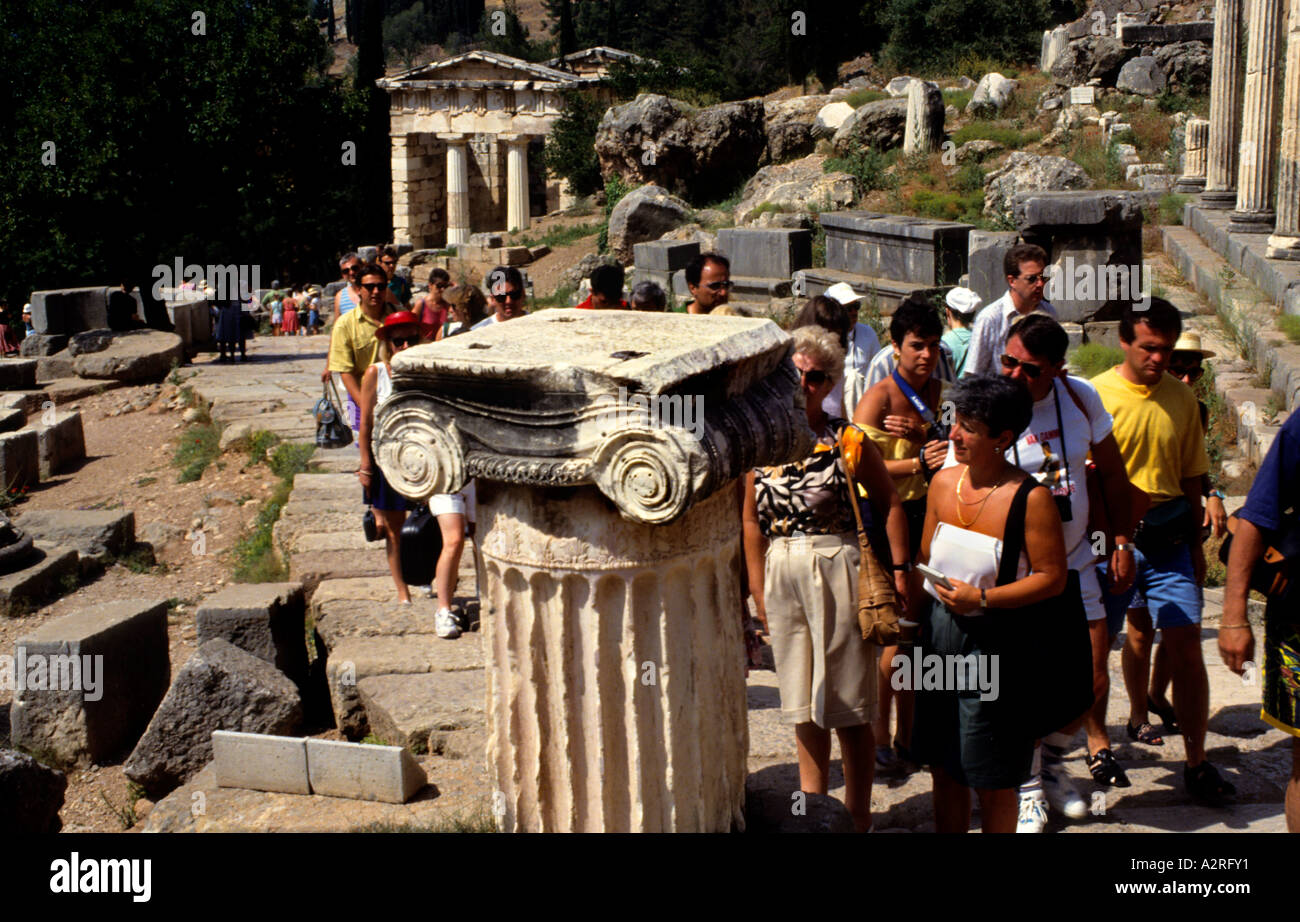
left=947, top=313, right=1139, bottom=829
left=684, top=252, right=732, bottom=314
left=473, top=265, right=528, bottom=329
left=379, top=245, right=411, bottom=307
left=334, top=252, right=362, bottom=318
left=328, top=262, right=394, bottom=432
left=1093, top=299, right=1233, bottom=805
left=962, top=243, right=1056, bottom=379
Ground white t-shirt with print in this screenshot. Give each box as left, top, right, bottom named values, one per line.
left=943, top=374, right=1113, bottom=569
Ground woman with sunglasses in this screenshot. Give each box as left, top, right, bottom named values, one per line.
left=357, top=311, right=466, bottom=638
left=439, top=283, right=489, bottom=338
left=743, top=326, right=911, bottom=832
left=853, top=294, right=949, bottom=771
left=417, top=268, right=452, bottom=334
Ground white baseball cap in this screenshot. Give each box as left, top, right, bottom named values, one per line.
left=824, top=282, right=862, bottom=307
left=944, top=287, right=982, bottom=316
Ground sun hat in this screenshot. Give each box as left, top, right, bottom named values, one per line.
left=944, top=286, right=982, bottom=316
left=1172, top=331, right=1215, bottom=359
left=374, top=309, right=434, bottom=341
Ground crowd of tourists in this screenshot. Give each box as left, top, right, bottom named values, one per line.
left=307, top=239, right=1295, bottom=833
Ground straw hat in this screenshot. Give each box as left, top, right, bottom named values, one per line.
left=1172, top=331, right=1215, bottom=359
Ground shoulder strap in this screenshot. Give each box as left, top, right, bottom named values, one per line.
left=891, top=369, right=938, bottom=424
left=996, top=478, right=1039, bottom=587
left=1058, top=375, right=1091, bottom=424
left=840, top=426, right=869, bottom=541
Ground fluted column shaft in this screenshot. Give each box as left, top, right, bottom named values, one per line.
left=479, top=484, right=748, bottom=833
left=1176, top=118, right=1210, bottom=193
left=1230, top=0, right=1284, bottom=229
left=1268, top=0, right=1300, bottom=256
left=504, top=136, right=531, bottom=232
left=1203, top=0, right=1244, bottom=207
left=442, top=134, right=471, bottom=246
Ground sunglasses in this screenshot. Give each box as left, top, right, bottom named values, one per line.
left=389, top=335, right=419, bottom=347
left=1170, top=364, right=1204, bottom=382
left=704, top=280, right=734, bottom=292
left=345, top=265, right=360, bottom=273
left=800, top=368, right=829, bottom=386
left=492, top=289, right=523, bottom=303
left=1019, top=273, right=1050, bottom=285
left=360, top=282, right=386, bottom=291
left=1000, top=353, right=1045, bottom=378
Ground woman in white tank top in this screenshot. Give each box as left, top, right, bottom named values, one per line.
left=911, top=375, right=1068, bottom=833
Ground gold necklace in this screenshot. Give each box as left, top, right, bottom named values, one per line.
left=955, top=466, right=1006, bottom=527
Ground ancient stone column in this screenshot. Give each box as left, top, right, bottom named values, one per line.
left=373, top=311, right=815, bottom=832
left=1202, top=0, right=1244, bottom=208
left=503, top=135, right=531, bottom=233
left=441, top=133, right=471, bottom=246
left=1175, top=118, right=1210, bottom=193
left=1231, top=0, right=1285, bottom=231
left=903, top=79, right=935, bottom=155
left=1268, top=0, right=1300, bottom=257
left=390, top=133, right=414, bottom=248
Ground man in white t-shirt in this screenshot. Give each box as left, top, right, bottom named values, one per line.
left=821, top=282, right=881, bottom=418
left=941, top=312, right=1139, bottom=831
left=473, top=266, right=528, bottom=330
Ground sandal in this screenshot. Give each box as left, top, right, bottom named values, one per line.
left=1088, top=748, right=1132, bottom=788
left=1147, top=695, right=1180, bottom=735
left=1126, top=720, right=1165, bottom=746
left=1184, top=761, right=1236, bottom=806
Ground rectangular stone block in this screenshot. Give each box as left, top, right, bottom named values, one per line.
left=1013, top=191, right=1144, bottom=232
left=0, top=429, right=39, bottom=491
left=35, top=355, right=74, bottom=384
left=28, top=287, right=111, bottom=336
left=14, top=509, right=131, bottom=562
left=357, top=671, right=485, bottom=753
left=493, top=246, right=532, bottom=266
left=717, top=228, right=812, bottom=279
left=33, top=410, right=85, bottom=478
left=1069, top=86, right=1095, bottom=106
left=196, top=583, right=309, bottom=689
left=166, top=301, right=213, bottom=349
left=0, top=359, right=38, bottom=391
left=305, top=737, right=427, bottom=803
left=212, top=730, right=311, bottom=795
left=819, top=212, right=971, bottom=285
left=0, top=548, right=78, bottom=617
left=633, top=240, right=700, bottom=272
left=1118, top=21, right=1214, bottom=44
left=10, top=599, right=170, bottom=767
left=1082, top=320, right=1122, bottom=351
left=967, top=230, right=1019, bottom=308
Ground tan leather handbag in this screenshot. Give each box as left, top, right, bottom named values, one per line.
left=841, top=428, right=901, bottom=646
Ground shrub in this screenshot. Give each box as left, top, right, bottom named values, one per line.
left=174, top=421, right=220, bottom=483
left=541, top=90, right=605, bottom=198
left=1279, top=315, right=1300, bottom=344
left=846, top=88, right=889, bottom=107
left=949, top=123, right=1042, bottom=148
left=824, top=147, right=898, bottom=197
left=1157, top=192, right=1189, bottom=226
left=1069, top=343, right=1124, bottom=379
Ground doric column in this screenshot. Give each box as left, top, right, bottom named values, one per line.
left=1175, top=118, right=1210, bottom=193
left=390, top=133, right=414, bottom=248
left=1202, top=0, right=1244, bottom=208
left=503, top=135, right=531, bottom=232
left=902, top=79, right=936, bottom=155
left=372, top=311, right=816, bottom=832
left=1231, top=0, right=1285, bottom=231
left=440, top=133, right=471, bottom=247
left=1268, top=0, right=1300, bottom=257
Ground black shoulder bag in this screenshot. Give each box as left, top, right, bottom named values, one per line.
left=994, top=478, right=1094, bottom=741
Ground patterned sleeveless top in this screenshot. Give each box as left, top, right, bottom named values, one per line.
left=754, top=417, right=856, bottom=538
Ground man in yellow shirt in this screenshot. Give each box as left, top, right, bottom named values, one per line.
left=1093, top=298, right=1233, bottom=805
left=328, top=261, right=391, bottom=431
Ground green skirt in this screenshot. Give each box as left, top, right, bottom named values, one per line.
left=909, top=597, right=1034, bottom=790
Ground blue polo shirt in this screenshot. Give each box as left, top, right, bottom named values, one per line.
left=1240, top=412, right=1300, bottom=533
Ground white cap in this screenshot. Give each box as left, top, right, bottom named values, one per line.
left=944, top=287, right=982, bottom=316
left=824, top=282, right=861, bottom=307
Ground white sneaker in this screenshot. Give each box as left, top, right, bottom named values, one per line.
left=1016, top=791, right=1048, bottom=833
left=435, top=608, right=461, bottom=639
left=1042, top=764, right=1088, bottom=820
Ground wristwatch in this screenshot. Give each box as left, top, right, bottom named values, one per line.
left=980, top=588, right=988, bottom=609
left=1115, top=542, right=1134, bottom=554
left=892, top=562, right=914, bottom=573
left=1207, top=489, right=1226, bottom=500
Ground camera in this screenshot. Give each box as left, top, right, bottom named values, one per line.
left=1055, top=493, right=1074, bottom=523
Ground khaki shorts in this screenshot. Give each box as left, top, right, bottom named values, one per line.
left=765, top=533, right=878, bottom=729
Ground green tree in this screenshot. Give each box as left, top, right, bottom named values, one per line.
left=478, top=1, right=544, bottom=60
left=880, top=0, right=1051, bottom=72
left=542, top=90, right=605, bottom=196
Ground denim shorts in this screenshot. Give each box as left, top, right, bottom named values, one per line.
left=1096, top=543, right=1201, bottom=632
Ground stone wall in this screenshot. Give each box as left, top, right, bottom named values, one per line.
left=468, top=134, right=506, bottom=232
left=392, top=133, right=447, bottom=250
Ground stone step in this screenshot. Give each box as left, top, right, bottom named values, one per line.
left=40, top=377, right=128, bottom=405
left=357, top=670, right=486, bottom=753
left=289, top=547, right=388, bottom=584
left=291, top=530, right=375, bottom=554
left=326, top=633, right=484, bottom=677
left=313, top=598, right=469, bottom=646
left=0, top=546, right=79, bottom=616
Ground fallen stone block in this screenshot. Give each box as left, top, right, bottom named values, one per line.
left=14, top=509, right=133, bottom=563
left=0, top=392, right=46, bottom=415
left=212, top=730, right=310, bottom=795
left=218, top=421, right=253, bottom=452
left=0, top=409, right=22, bottom=433
left=123, top=639, right=303, bottom=796
left=32, top=410, right=85, bottom=478
left=28, top=287, right=111, bottom=336
left=67, top=330, right=114, bottom=356
left=34, top=355, right=75, bottom=384
left=494, top=246, right=533, bottom=266
left=71, top=330, right=184, bottom=382
left=0, top=547, right=78, bottom=616
left=633, top=240, right=700, bottom=273
left=0, top=360, right=37, bottom=392
left=743, top=773, right=854, bottom=833
left=357, top=670, right=485, bottom=754
left=9, top=599, right=170, bottom=768
left=306, top=738, right=426, bottom=803
left=0, top=748, right=67, bottom=832
left=18, top=334, right=68, bottom=357
left=196, top=582, right=309, bottom=689
left=0, top=429, right=38, bottom=491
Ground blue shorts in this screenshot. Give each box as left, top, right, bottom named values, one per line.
left=1096, top=543, right=1202, bottom=633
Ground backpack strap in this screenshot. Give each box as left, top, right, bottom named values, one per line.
left=996, top=478, right=1040, bottom=587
